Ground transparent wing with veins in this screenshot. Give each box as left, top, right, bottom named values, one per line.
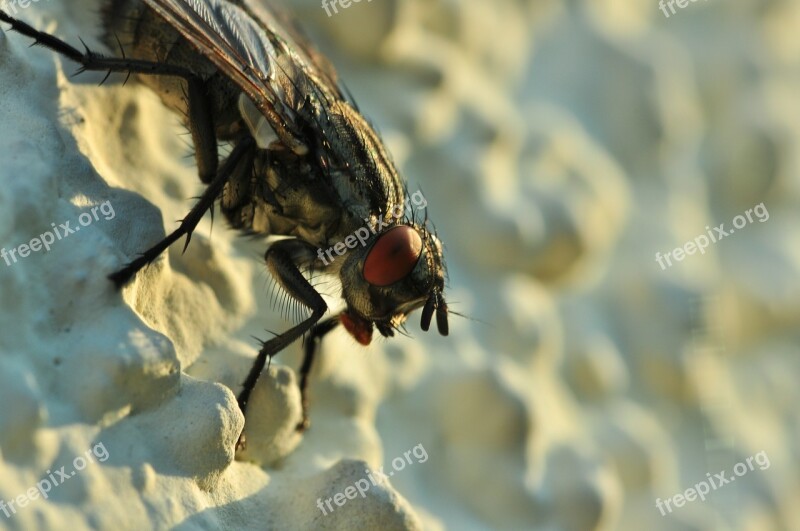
left=143, top=0, right=344, bottom=153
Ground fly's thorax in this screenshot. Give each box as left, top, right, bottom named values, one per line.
left=225, top=147, right=345, bottom=244
left=234, top=92, right=411, bottom=251
left=313, top=101, right=405, bottom=220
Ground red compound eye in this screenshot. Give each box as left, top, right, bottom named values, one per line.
left=363, top=226, right=423, bottom=286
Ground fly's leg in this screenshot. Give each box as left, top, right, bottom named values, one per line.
left=238, top=241, right=329, bottom=417
left=296, top=318, right=340, bottom=431
left=0, top=11, right=217, bottom=181
left=108, top=137, right=254, bottom=286
left=0, top=10, right=222, bottom=281
left=0, top=10, right=219, bottom=184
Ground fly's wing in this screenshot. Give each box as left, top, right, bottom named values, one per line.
left=143, top=0, right=400, bottom=215
left=240, top=0, right=344, bottom=101
left=142, top=0, right=343, bottom=154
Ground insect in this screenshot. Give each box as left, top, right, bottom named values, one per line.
left=0, top=0, right=449, bottom=433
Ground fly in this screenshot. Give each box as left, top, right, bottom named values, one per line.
left=0, top=0, right=449, bottom=436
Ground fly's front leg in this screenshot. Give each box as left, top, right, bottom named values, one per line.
left=238, top=241, right=328, bottom=417
left=0, top=10, right=223, bottom=281
left=0, top=10, right=218, bottom=183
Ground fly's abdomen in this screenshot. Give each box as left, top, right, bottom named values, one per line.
left=103, top=0, right=185, bottom=111
left=102, top=0, right=242, bottom=136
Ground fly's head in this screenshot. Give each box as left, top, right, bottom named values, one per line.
left=338, top=219, right=448, bottom=345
